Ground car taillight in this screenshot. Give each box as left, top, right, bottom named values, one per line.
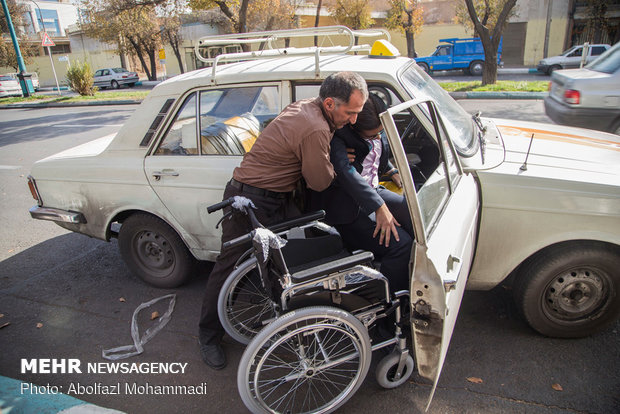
left=27, top=176, right=42, bottom=205
left=564, top=89, right=580, bottom=105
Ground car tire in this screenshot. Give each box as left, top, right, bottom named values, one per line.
left=418, top=62, right=429, bottom=73
left=513, top=242, right=620, bottom=338
left=548, top=65, right=561, bottom=74
left=118, top=213, right=195, bottom=288
left=111, top=80, right=120, bottom=89
left=469, top=61, right=484, bottom=76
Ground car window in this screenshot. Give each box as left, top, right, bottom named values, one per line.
left=112, top=68, right=128, bottom=73
left=591, top=46, right=607, bottom=56
left=395, top=100, right=460, bottom=237
left=567, top=47, right=583, bottom=58
left=94, top=70, right=101, bottom=76
left=587, top=43, right=620, bottom=74
left=400, top=64, right=476, bottom=157
left=154, top=85, right=280, bottom=156
left=155, top=93, right=198, bottom=155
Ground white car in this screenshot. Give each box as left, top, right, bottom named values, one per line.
left=93, top=67, right=139, bottom=89
left=537, top=43, right=610, bottom=74
left=0, top=75, right=23, bottom=97
left=545, top=41, right=620, bottom=134
left=28, top=26, right=619, bottom=353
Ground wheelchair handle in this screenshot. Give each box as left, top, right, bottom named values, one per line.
left=207, top=197, right=236, bottom=214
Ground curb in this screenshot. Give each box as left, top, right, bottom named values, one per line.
left=498, top=67, right=540, bottom=74
left=449, top=91, right=548, bottom=100
left=0, top=100, right=142, bottom=109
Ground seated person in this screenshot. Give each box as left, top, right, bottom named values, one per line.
left=311, top=94, right=413, bottom=292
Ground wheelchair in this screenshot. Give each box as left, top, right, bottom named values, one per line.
left=208, top=196, right=414, bottom=414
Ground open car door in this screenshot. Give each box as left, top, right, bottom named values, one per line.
left=380, top=98, right=480, bottom=409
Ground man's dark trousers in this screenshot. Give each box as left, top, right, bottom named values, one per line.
left=198, top=181, right=298, bottom=346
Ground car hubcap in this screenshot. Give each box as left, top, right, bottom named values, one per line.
left=135, top=231, right=174, bottom=274
left=543, top=267, right=609, bottom=322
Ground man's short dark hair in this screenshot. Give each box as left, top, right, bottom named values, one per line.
left=319, top=72, right=369, bottom=104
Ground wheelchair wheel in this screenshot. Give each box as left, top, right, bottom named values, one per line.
left=218, top=257, right=275, bottom=345
left=375, top=350, right=415, bottom=389
left=238, top=306, right=372, bottom=414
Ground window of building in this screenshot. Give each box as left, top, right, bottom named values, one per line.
left=43, top=44, right=72, bottom=55
left=36, top=9, right=61, bottom=36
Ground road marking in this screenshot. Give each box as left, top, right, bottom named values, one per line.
left=0, top=165, right=21, bottom=170
left=51, top=124, right=124, bottom=128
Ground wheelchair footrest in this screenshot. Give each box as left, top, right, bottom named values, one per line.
left=291, top=251, right=374, bottom=282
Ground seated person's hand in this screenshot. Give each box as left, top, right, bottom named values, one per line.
left=391, top=172, right=402, bottom=188
left=346, top=148, right=355, bottom=164
left=373, top=203, right=400, bottom=247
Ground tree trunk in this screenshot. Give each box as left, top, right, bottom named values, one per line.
left=149, top=48, right=157, bottom=81
left=406, top=31, right=415, bottom=58
left=167, top=32, right=184, bottom=74
left=127, top=37, right=152, bottom=81
left=314, top=0, right=323, bottom=46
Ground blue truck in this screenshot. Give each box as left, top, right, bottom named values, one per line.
left=414, top=37, right=503, bottom=76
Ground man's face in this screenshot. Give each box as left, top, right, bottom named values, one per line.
left=323, top=89, right=366, bottom=130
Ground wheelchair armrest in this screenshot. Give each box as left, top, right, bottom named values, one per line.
left=291, top=251, right=374, bottom=282
left=268, top=210, right=325, bottom=234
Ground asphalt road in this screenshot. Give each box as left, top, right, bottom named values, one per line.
left=0, top=104, right=618, bottom=414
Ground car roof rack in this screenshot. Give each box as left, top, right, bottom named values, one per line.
left=195, top=25, right=390, bottom=83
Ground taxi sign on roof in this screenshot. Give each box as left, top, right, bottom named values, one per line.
left=41, top=32, right=55, bottom=47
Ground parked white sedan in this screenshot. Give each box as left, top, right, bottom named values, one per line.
left=93, top=67, right=139, bottom=89
left=28, top=28, right=619, bottom=347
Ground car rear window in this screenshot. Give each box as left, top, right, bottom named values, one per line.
left=587, top=44, right=620, bottom=74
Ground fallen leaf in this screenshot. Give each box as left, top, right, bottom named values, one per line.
left=0, top=322, right=10, bottom=329
left=36, top=323, right=43, bottom=328
left=119, top=297, right=126, bottom=302
left=151, top=311, right=160, bottom=320
left=552, top=383, right=563, bottom=391
left=466, top=377, right=483, bottom=384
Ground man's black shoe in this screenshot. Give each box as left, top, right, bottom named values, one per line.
left=199, top=339, right=227, bottom=370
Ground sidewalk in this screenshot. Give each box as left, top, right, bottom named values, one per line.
left=0, top=376, right=125, bottom=414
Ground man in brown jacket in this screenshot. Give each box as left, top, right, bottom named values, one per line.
left=199, top=71, right=368, bottom=369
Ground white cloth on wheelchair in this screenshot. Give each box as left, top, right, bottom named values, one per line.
left=232, top=196, right=256, bottom=212
left=253, top=227, right=287, bottom=262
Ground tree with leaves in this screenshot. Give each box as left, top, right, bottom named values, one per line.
left=585, top=0, right=611, bottom=44
left=0, top=0, right=40, bottom=71
left=80, top=0, right=163, bottom=80
left=455, top=0, right=518, bottom=85
left=385, top=0, right=424, bottom=58
left=328, top=0, right=374, bottom=31
left=158, top=1, right=187, bottom=73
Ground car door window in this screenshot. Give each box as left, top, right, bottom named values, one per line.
left=154, top=85, right=280, bottom=156
left=155, top=92, right=198, bottom=155
left=567, top=47, right=583, bottom=57
left=398, top=103, right=460, bottom=237
left=591, top=46, right=606, bottom=56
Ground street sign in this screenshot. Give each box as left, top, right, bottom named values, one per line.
left=41, top=32, right=55, bottom=47
left=158, top=48, right=166, bottom=60
left=58, top=56, right=68, bottom=62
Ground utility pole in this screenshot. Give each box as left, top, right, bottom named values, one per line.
left=1, top=0, right=31, bottom=96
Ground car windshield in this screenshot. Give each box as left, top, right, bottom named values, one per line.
left=112, top=68, right=129, bottom=73
left=586, top=43, right=620, bottom=74
left=400, top=63, right=476, bottom=156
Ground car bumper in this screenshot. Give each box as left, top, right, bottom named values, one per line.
left=118, top=77, right=139, bottom=85
left=544, top=96, right=618, bottom=132
left=30, top=205, right=87, bottom=224
left=537, top=64, right=549, bottom=73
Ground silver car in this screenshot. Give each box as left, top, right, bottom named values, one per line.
left=545, top=42, right=620, bottom=134
left=93, top=67, right=139, bottom=89
left=537, top=43, right=610, bottom=74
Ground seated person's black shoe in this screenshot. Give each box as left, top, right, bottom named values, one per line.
left=199, top=339, right=227, bottom=370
